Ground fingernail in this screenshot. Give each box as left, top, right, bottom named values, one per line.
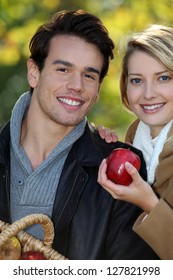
left=125, top=162, right=132, bottom=169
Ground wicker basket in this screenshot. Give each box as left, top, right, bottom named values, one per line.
left=0, top=213, right=68, bottom=260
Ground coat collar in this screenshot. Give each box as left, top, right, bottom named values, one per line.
left=0, top=122, right=10, bottom=165
left=71, top=123, right=118, bottom=166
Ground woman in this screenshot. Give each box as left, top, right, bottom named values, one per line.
left=98, top=24, right=173, bottom=260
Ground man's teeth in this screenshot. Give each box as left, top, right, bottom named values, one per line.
left=58, top=98, right=81, bottom=106
left=143, top=104, right=164, bottom=110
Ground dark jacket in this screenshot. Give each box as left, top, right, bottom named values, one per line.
left=0, top=122, right=159, bottom=259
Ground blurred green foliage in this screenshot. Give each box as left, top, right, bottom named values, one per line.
left=1, top=0, right=173, bottom=139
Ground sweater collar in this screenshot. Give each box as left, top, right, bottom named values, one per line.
left=10, top=91, right=87, bottom=154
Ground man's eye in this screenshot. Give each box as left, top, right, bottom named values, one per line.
left=57, top=68, right=68, bottom=73
left=85, top=73, right=95, bottom=80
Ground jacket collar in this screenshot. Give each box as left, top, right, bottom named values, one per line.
left=0, top=122, right=10, bottom=165
left=71, top=123, right=117, bottom=166
left=51, top=123, right=118, bottom=226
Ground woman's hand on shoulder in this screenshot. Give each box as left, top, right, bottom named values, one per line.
left=90, top=122, right=118, bottom=143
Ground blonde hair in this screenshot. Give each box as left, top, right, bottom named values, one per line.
left=120, top=24, right=173, bottom=111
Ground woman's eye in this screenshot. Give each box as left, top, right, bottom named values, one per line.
left=160, top=75, right=170, bottom=81
left=130, top=78, right=142, bottom=84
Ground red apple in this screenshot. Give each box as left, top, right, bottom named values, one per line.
left=106, top=148, right=141, bottom=186
left=20, top=250, right=46, bottom=260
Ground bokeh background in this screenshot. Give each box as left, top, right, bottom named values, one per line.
left=1, top=0, right=173, bottom=139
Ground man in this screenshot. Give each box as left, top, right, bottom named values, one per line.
left=0, top=10, right=159, bottom=259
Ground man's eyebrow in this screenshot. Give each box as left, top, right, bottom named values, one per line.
left=52, top=59, right=100, bottom=75
left=52, top=59, right=73, bottom=67
left=86, top=67, right=100, bottom=75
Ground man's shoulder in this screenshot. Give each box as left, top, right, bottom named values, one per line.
left=71, top=123, right=121, bottom=162
left=86, top=123, right=140, bottom=158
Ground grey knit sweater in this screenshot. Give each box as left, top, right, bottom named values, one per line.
left=10, top=92, right=86, bottom=239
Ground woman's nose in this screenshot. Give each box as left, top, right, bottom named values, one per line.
left=143, top=83, right=157, bottom=99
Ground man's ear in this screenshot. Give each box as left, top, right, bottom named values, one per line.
left=27, top=59, right=39, bottom=88
left=94, top=93, right=99, bottom=103
left=94, top=82, right=102, bottom=103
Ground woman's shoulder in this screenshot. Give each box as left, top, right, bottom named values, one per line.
left=125, top=119, right=140, bottom=143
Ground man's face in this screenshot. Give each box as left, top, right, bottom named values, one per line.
left=27, top=35, right=103, bottom=131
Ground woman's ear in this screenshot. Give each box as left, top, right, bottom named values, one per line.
left=27, top=59, right=39, bottom=88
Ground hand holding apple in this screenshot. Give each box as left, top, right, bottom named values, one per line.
left=106, top=148, right=141, bottom=186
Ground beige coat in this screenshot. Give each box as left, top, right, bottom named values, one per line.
left=125, top=119, right=173, bottom=260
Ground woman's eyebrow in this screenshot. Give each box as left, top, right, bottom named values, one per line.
left=155, top=70, right=169, bottom=75
left=128, top=73, right=142, bottom=76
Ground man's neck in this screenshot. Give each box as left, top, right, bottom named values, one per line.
left=20, top=116, right=74, bottom=169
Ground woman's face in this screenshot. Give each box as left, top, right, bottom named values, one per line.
left=126, top=50, right=173, bottom=138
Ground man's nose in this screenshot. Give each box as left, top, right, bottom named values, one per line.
left=67, top=73, right=84, bottom=92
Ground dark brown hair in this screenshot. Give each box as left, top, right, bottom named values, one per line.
left=29, top=10, right=114, bottom=83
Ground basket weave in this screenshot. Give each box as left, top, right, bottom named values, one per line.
left=0, top=213, right=68, bottom=260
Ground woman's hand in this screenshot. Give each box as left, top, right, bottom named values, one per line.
left=98, top=159, right=159, bottom=213
left=90, top=122, right=118, bottom=143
